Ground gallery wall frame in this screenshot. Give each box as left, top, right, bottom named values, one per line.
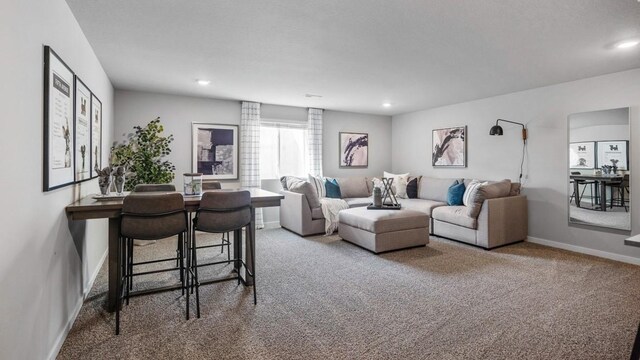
left=192, top=123, right=239, bottom=180
left=90, top=94, right=102, bottom=178
left=432, top=126, right=466, bottom=168
left=596, top=140, right=629, bottom=170
left=74, top=76, right=93, bottom=182
left=339, top=132, right=368, bottom=168
left=569, top=141, right=596, bottom=170
left=43, top=46, right=76, bottom=191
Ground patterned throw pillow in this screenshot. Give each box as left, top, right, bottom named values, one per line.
left=462, top=179, right=485, bottom=207
left=308, top=174, right=326, bottom=198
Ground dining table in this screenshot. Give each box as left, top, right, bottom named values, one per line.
left=65, top=188, right=284, bottom=312
left=570, top=174, right=623, bottom=211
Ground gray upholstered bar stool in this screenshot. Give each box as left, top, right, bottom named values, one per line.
left=200, top=181, right=231, bottom=259
left=188, top=190, right=256, bottom=319
left=116, top=192, right=188, bottom=334
left=133, top=183, right=176, bottom=192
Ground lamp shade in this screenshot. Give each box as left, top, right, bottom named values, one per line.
left=489, top=125, right=503, bottom=136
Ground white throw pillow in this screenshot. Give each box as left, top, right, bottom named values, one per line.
left=463, top=179, right=487, bottom=207
left=383, top=171, right=410, bottom=198
left=308, top=174, right=326, bottom=198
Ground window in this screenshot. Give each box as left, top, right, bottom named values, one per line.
left=260, top=122, right=308, bottom=179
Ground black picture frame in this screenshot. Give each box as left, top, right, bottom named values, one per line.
left=90, top=93, right=103, bottom=178
left=569, top=141, right=596, bottom=170
left=596, top=140, right=629, bottom=170
left=191, top=123, right=239, bottom=180
left=43, top=46, right=76, bottom=191
left=339, top=132, right=369, bottom=168
left=432, top=126, right=467, bottom=168
left=74, top=76, right=93, bottom=182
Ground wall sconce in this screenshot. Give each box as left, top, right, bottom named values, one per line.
left=489, top=119, right=528, bottom=183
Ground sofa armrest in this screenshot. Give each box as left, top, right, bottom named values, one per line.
left=476, top=195, right=528, bottom=249
left=279, top=190, right=321, bottom=236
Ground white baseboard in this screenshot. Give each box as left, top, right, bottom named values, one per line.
left=262, top=221, right=281, bottom=230
left=527, top=236, right=640, bottom=266
left=48, top=249, right=108, bottom=360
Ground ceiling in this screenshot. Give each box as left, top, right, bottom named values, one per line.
left=66, top=0, right=640, bottom=116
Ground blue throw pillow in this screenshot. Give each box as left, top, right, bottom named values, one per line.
left=447, top=181, right=466, bottom=206
left=325, top=178, right=342, bottom=198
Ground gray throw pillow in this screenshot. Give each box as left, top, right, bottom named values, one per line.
left=337, top=177, right=370, bottom=198
left=464, top=179, right=511, bottom=218
left=286, top=178, right=321, bottom=209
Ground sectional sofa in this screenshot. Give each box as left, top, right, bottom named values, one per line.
left=279, top=176, right=528, bottom=249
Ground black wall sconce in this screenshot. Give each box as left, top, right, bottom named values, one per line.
left=489, top=119, right=528, bottom=183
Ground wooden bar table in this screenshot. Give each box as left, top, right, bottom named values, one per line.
left=65, top=188, right=283, bottom=312
left=570, top=174, right=623, bottom=211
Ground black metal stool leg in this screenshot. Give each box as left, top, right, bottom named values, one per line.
left=192, top=229, right=201, bottom=318
left=249, top=225, right=257, bottom=305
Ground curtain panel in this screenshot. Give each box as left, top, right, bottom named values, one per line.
left=240, top=101, right=264, bottom=229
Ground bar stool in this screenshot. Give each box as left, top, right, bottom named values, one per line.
left=200, top=181, right=231, bottom=260
left=187, top=190, right=256, bottom=319
left=570, top=172, right=596, bottom=207
left=116, top=192, right=188, bottom=334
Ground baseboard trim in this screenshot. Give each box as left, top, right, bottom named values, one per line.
left=48, top=248, right=108, bottom=360
left=527, top=236, right=640, bottom=266
left=262, top=221, right=281, bottom=230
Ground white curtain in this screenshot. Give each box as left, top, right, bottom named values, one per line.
left=307, top=108, right=323, bottom=176
left=240, top=101, right=263, bottom=229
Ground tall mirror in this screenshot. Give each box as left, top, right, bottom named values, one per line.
left=568, top=107, right=630, bottom=231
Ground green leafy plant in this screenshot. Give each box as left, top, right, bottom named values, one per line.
left=110, top=117, right=176, bottom=191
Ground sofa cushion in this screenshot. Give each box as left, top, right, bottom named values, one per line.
left=280, top=175, right=304, bottom=190
left=406, top=177, right=419, bottom=198
left=337, top=177, right=370, bottom=198
left=432, top=206, right=478, bottom=229
left=418, top=177, right=458, bottom=202
left=345, top=197, right=371, bottom=208
left=397, top=198, right=448, bottom=216
left=311, top=207, right=324, bottom=220
left=464, top=179, right=511, bottom=218
left=325, top=178, right=342, bottom=198
left=287, top=178, right=321, bottom=209
left=338, top=207, right=429, bottom=234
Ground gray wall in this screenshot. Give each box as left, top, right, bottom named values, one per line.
left=0, top=0, right=114, bottom=358
left=392, top=68, right=640, bottom=263
left=114, top=90, right=392, bottom=226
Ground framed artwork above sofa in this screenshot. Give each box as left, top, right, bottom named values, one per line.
left=339, top=132, right=368, bottom=168
left=432, top=126, right=466, bottom=167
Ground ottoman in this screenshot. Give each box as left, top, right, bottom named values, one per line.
left=338, top=207, right=429, bottom=253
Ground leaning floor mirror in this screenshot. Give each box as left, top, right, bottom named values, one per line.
left=568, top=107, right=631, bottom=231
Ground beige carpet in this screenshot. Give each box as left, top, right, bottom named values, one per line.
left=58, top=228, right=640, bottom=359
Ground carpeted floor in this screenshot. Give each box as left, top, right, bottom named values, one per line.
left=58, top=228, right=640, bottom=359
left=569, top=203, right=630, bottom=230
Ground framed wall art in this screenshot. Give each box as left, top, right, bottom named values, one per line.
left=597, top=140, right=629, bottom=170
left=569, top=142, right=596, bottom=169
left=74, top=77, right=92, bottom=182
left=90, top=93, right=102, bottom=178
left=43, top=46, right=75, bottom=191
left=339, top=132, right=368, bottom=168
left=192, top=123, right=239, bottom=180
left=432, top=126, right=466, bottom=167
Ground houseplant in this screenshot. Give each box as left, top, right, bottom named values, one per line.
left=110, top=117, right=176, bottom=191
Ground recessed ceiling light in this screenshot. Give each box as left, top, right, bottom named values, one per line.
left=197, top=79, right=211, bottom=86
left=305, top=93, right=322, bottom=98
left=616, top=40, right=639, bottom=49
left=382, top=103, right=392, bottom=108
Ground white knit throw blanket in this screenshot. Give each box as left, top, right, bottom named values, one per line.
left=320, top=198, right=349, bottom=235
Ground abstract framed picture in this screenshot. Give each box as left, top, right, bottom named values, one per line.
left=339, top=132, right=368, bottom=168
left=74, top=76, right=92, bottom=182
left=597, top=140, right=629, bottom=170
left=90, top=93, right=102, bottom=178
left=432, top=126, right=466, bottom=167
left=569, top=142, right=595, bottom=169
left=43, top=46, right=75, bottom=191
left=192, top=123, right=239, bottom=180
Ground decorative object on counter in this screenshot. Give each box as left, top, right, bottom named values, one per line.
left=339, top=132, right=368, bottom=168
left=433, top=126, right=467, bottom=168
left=94, top=165, right=112, bottom=196
left=113, top=166, right=128, bottom=195
left=184, top=173, right=203, bottom=195
left=373, top=187, right=382, bottom=207
left=610, top=159, right=619, bottom=174
left=601, top=165, right=612, bottom=174
left=192, top=123, right=239, bottom=180
left=110, top=117, right=176, bottom=191
left=43, top=46, right=76, bottom=191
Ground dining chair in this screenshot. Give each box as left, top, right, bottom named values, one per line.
left=116, top=192, right=188, bottom=334
left=200, top=181, right=231, bottom=260
left=609, top=174, right=629, bottom=212
left=569, top=172, right=596, bottom=207
left=133, top=183, right=176, bottom=192
left=187, top=190, right=256, bottom=319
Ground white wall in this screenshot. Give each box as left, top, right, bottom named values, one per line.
left=114, top=90, right=392, bottom=226
left=392, top=68, right=640, bottom=262
left=0, top=0, right=114, bottom=359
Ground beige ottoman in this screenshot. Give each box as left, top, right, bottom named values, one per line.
left=338, top=207, right=429, bottom=253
